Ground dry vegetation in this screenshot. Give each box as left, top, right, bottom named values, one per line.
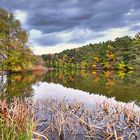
left=0, top=98, right=140, bottom=140
left=0, top=99, right=36, bottom=140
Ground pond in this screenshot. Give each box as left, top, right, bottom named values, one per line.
left=0, top=70, right=140, bottom=103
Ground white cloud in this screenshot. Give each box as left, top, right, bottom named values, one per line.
left=125, top=9, right=140, bottom=16
left=31, top=25, right=137, bottom=55
left=30, top=22, right=139, bottom=55
left=86, top=27, right=136, bottom=45
left=29, top=29, right=43, bottom=39
left=31, top=43, right=82, bottom=55
left=14, top=10, right=27, bottom=24
left=54, top=28, right=93, bottom=42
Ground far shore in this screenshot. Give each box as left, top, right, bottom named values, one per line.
left=0, top=66, right=140, bottom=75
left=0, top=65, right=54, bottom=75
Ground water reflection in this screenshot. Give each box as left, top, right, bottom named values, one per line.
left=0, top=70, right=140, bottom=102
left=0, top=72, right=45, bottom=100
left=43, top=70, right=140, bottom=102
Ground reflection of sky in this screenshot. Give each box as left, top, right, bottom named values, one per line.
left=32, top=82, right=140, bottom=111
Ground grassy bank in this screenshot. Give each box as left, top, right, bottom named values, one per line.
left=0, top=98, right=140, bottom=139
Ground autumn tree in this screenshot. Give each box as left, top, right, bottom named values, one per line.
left=0, top=8, right=34, bottom=72
left=42, top=33, right=140, bottom=70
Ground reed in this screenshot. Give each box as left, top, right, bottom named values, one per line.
left=28, top=98, right=140, bottom=139
left=0, top=99, right=42, bottom=140
left=0, top=98, right=140, bottom=139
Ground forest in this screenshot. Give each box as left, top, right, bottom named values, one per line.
left=42, top=34, right=140, bottom=70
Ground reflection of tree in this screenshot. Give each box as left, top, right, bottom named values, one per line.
left=5, top=74, right=34, bottom=99
left=104, top=71, right=115, bottom=88
left=1, top=70, right=138, bottom=102
left=118, top=70, right=126, bottom=79
left=0, top=72, right=46, bottom=100
left=80, top=70, right=89, bottom=78
left=44, top=70, right=135, bottom=90
left=0, top=75, right=7, bottom=97
left=47, top=70, right=139, bottom=102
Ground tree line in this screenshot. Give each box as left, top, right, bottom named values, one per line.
left=42, top=33, right=140, bottom=70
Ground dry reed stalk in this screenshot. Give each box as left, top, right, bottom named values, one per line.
left=1, top=98, right=140, bottom=139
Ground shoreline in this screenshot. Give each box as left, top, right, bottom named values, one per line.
left=0, top=67, right=54, bottom=75
left=1, top=65, right=140, bottom=75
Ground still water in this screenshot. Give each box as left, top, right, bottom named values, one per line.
left=0, top=70, right=140, bottom=103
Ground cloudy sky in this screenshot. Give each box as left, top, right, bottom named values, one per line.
left=0, top=0, right=140, bottom=54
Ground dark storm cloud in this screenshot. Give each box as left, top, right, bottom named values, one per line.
left=34, top=35, right=61, bottom=46
left=0, top=0, right=140, bottom=47
left=130, top=26, right=140, bottom=32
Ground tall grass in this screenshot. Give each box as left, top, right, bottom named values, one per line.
left=0, top=99, right=36, bottom=140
